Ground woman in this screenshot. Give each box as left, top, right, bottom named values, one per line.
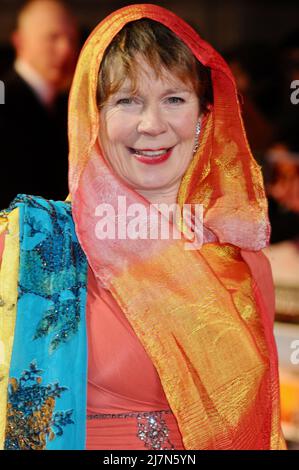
left=0, top=4, right=285, bottom=450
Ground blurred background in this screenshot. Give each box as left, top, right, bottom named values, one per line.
left=0, top=0, right=299, bottom=449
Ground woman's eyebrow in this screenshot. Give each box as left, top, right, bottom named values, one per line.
left=163, top=88, right=191, bottom=94
left=112, top=84, right=193, bottom=101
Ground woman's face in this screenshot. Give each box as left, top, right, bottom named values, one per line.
left=98, top=57, right=200, bottom=192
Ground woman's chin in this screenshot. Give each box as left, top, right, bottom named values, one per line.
left=134, top=179, right=174, bottom=192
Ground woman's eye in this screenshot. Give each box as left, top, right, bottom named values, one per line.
left=167, top=96, right=185, bottom=104
left=116, top=97, right=135, bottom=105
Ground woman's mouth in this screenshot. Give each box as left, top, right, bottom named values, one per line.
left=128, top=147, right=173, bottom=165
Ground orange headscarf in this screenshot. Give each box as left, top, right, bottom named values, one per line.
left=68, top=4, right=285, bottom=449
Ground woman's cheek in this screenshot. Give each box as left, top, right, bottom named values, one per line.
left=171, top=113, right=198, bottom=139
left=108, top=118, right=135, bottom=141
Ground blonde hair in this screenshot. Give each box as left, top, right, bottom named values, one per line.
left=97, top=19, right=213, bottom=113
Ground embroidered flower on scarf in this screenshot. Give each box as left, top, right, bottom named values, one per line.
left=9, top=194, right=87, bottom=353
left=4, top=361, right=74, bottom=450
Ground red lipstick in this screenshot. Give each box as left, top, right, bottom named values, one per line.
left=130, top=147, right=173, bottom=165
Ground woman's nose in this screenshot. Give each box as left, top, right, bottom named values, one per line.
left=137, top=105, right=167, bottom=136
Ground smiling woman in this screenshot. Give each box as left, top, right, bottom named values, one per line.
left=98, top=57, right=200, bottom=196
left=96, top=19, right=212, bottom=200
left=0, top=4, right=286, bottom=450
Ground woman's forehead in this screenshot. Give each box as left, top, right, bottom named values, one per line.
left=109, top=55, right=193, bottom=91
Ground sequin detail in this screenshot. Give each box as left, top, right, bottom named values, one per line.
left=9, top=194, right=87, bottom=353
left=4, top=362, right=74, bottom=450
left=87, top=410, right=175, bottom=450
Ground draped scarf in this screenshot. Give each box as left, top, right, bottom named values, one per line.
left=68, top=4, right=285, bottom=449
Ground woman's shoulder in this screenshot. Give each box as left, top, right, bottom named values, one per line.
left=0, top=194, right=76, bottom=246
left=1, top=194, right=73, bottom=231
left=1, top=194, right=72, bottom=215
left=0, top=194, right=84, bottom=270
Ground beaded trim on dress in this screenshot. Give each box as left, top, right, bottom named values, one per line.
left=87, top=410, right=175, bottom=450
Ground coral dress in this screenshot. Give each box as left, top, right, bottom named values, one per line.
left=86, top=266, right=184, bottom=450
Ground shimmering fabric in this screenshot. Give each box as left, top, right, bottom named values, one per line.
left=0, top=225, right=283, bottom=450
left=68, top=4, right=285, bottom=449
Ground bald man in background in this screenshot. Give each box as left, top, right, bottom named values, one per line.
left=0, top=0, right=79, bottom=208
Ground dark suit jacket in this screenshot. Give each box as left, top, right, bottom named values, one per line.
left=0, top=69, right=69, bottom=209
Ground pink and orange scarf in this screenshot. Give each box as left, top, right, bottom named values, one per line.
left=68, top=4, right=285, bottom=449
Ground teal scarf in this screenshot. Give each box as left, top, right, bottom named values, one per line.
left=4, top=195, right=88, bottom=450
